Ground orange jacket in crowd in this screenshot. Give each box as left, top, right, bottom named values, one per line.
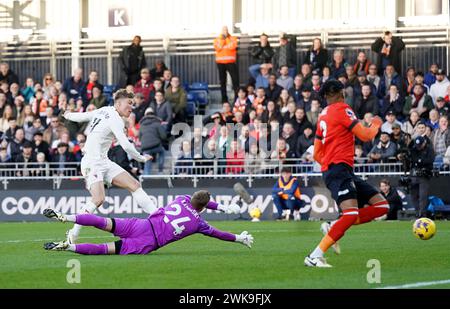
left=214, top=34, right=238, bottom=64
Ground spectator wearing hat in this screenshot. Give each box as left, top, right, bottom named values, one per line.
left=424, top=63, right=439, bottom=88
left=139, top=107, right=167, bottom=175
left=381, top=111, right=402, bottom=134
left=265, top=73, right=283, bottom=102
left=380, top=84, right=404, bottom=119
left=391, top=122, right=410, bottom=156
left=353, top=70, right=377, bottom=98
left=149, top=90, right=173, bottom=133
left=14, top=141, right=37, bottom=176
left=436, top=96, right=449, bottom=117
left=371, top=31, right=405, bottom=75
left=403, top=83, right=434, bottom=119
left=295, top=124, right=314, bottom=159
left=134, top=68, right=154, bottom=103
left=303, top=38, right=328, bottom=73
left=119, top=35, right=147, bottom=87
left=429, top=69, right=450, bottom=104
left=298, top=85, right=313, bottom=111
left=150, top=60, right=168, bottom=80
left=368, top=131, right=397, bottom=163
left=51, top=142, right=75, bottom=176
left=329, top=49, right=348, bottom=79
left=272, top=33, right=297, bottom=78
left=277, top=65, right=294, bottom=90
left=353, top=83, right=379, bottom=119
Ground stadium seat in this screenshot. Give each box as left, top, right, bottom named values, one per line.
left=103, top=84, right=118, bottom=105
left=185, top=100, right=196, bottom=118
left=189, top=90, right=208, bottom=106
left=189, top=82, right=209, bottom=92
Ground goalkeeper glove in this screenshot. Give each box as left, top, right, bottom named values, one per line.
left=235, top=231, right=254, bottom=248
left=218, top=204, right=241, bottom=214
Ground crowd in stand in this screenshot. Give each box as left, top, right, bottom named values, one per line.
left=1, top=30, right=450, bottom=177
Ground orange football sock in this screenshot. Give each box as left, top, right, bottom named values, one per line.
left=355, top=201, right=389, bottom=225
left=324, top=208, right=359, bottom=251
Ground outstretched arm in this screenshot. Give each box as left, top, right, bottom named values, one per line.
left=198, top=222, right=254, bottom=248
left=109, top=116, right=148, bottom=163
left=63, top=110, right=95, bottom=123
left=351, top=117, right=382, bottom=142
left=205, top=200, right=240, bottom=214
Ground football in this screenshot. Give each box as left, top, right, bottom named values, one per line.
left=249, top=207, right=262, bottom=221
left=413, top=218, right=437, bottom=240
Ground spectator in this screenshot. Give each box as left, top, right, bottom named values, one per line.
left=371, top=30, right=405, bottom=75
left=0, top=81, right=12, bottom=103
left=41, top=73, right=55, bottom=100
left=191, top=127, right=204, bottom=159
left=304, top=38, right=328, bottom=73
left=296, top=125, right=314, bottom=158
left=272, top=167, right=304, bottom=221
left=251, top=87, right=267, bottom=111
left=0, top=146, right=11, bottom=167
left=413, top=71, right=430, bottom=93
left=225, top=140, right=245, bottom=174
left=429, top=69, right=450, bottom=104
left=51, top=131, right=74, bottom=152
left=12, top=95, right=24, bottom=120
left=127, top=112, right=140, bottom=148
left=7, top=128, right=27, bottom=160
left=427, top=109, right=440, bottom=130
left=245, top=143, right=266, bottom=174
left=436, top=96, right=449, bottom=117
left=89, top=86, right=107, bottom=109
left=24, top=112, right=43, bottom=141
left=14, top=141, right=37, bottom=176
left=201, top=139, right=219, bottom=175
left=403, top=84, right=434, bottom=119
left=249, top=33, right=274, bottom=67
left=237, top=125, right=254, bottom=154
left=32, top=131, right=50, bottom=161
left=0, top=105, right=14, bottom=132
left=81, top=70, right=103, bottom=105
left=430, top=116, right=450, bottom=159
left=379, top=179, right=403, bottom=220
left=288, top=74, right=304, bottom=104
left=424, top=63, right=439, bottom=88
left=367, top=64, right=381, bottom=91
left=402, top=111, right=420, bottom=136
left=282, top=101, right=297, bottom=123
left=444, top=145, right=450, bottom=169
left=119, top=35, right=146, bottom=87
left=280, top=122, right=298, bottom=156
left=272, top=33, right=297, bottom=78
left=51, top=142, right=75, bottom=175
left=233, top=87, right=252, bottom=122
left=149, top=91, right=173, bottom=133
left=21, top=77, right=35, bottom=104
left=132, top=92, right=149, bottom=123
left=391, top=123, right=410, bottom=157
left=353, top=83, right=379, bottom=119
left=300, top=63, right=313, bottom=87
left=134, top=68, right=154, bottom=103
left=353, top=51, right=371, bottom=75
left=265, top=73, right=283, bottom=102
left=248, top=62, right=270, bottom=89
left=310, top=73, right=322, bottom=97
left=175, top=140, right=194, bottom=175
left=0, top=92, right=10, bottom=116
left=337, top=74, right=354, bottom=106
left=345, top=64, right=358, bottom=87
left=72, top=133, right=86, bottom=161
left=4, top=117, right=19, bottom=141
left=368, top=132, right=397, bottom=163
left=306, top=99, right=321, bottom=127
left=139, top=107, right=167, bottom=175
left=353, top=71, right=376, bottom=99
left=214, top=26, right=239, bottom=103
left=62, top=68, right=85, bottom=101
left=162, top=69, right=172, bottom=89
left=289, top=108, right=311, bottom=136
left=165, top=75, right=187, bottom=123
left=216, top=125, right=231, bottom=161
left=0, top=62, right=19, bottom=85
left=277, top=89, right=295, bottom=114
left=277, top=65, right=294, bottom=90
left=30, top=89, right=48, bottom=121
left=380, top=84, right=404, bottom=119
left=298, top=86, right=313, bottom=111
left=412, top=121, right=428, bottom=140
left=377, top=64, right=403, bottom=99
left=329, top=49, right=348, bottom=79
left=247, top=84, right=256, bottom=103
left=261, top=100, right=282, bottom=124
left=149, top=59, right=168, bottom=80
left=321, top=66, right=332, bottom=83
left=43, top=116, right=69, bottom=146
left=403, top=66, right=416, bottom=95
left=381, top=111, right=402, bottom=134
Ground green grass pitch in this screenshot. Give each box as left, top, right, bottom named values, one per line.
left=0, top=220, right=449, bottom=288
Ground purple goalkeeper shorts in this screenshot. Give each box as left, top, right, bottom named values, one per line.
left=113, top=217, right=158, bottom=255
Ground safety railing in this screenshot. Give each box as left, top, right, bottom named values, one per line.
left=0, top=26, right=448, bottom=86
left=0, top=161, right=80, bottom=178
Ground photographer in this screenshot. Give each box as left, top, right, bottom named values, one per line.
left=409, top=135, right=436, bottom=218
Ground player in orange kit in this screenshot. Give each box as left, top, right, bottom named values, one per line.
left=304, top=80, right=389, bottom=268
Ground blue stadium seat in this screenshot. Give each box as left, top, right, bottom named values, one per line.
left=185, top=100, right=196, bottom=118
left=189, top=82, right=208, bottom=92
left=103, top=84, right=118, bottom=105
left=189, top=90, right=208, bottom=106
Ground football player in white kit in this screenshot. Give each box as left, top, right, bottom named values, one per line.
left=62, top=89, right=157, bottom=243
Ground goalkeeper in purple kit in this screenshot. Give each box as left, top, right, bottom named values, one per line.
left=42, top=190, right=254, bottom=255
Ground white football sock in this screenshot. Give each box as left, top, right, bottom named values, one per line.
left=310, top=246, right=324, bottom=258
left=71, top=200, right=98, bottom=236
left=65, top=215, right=76, bottom=222
left=132, top=188, right=157, bottom=214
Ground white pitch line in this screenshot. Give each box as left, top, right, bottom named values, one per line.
left=0, top=235, right=114, bottom=244
left=377, top=279, right=450, bottom=289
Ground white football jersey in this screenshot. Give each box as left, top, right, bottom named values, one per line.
left=65, top=106, right=146, bottom=162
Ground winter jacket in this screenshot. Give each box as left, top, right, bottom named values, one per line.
left=139, top=114, right=168, bottom=151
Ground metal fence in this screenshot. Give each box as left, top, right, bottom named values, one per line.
left=0, top=26, right=448, bottom=87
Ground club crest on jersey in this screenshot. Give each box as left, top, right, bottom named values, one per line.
left=345, top=108, right=356, bottom=120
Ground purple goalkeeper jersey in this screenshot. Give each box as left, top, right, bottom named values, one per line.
left=147, top=195, right=236, bottom=248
